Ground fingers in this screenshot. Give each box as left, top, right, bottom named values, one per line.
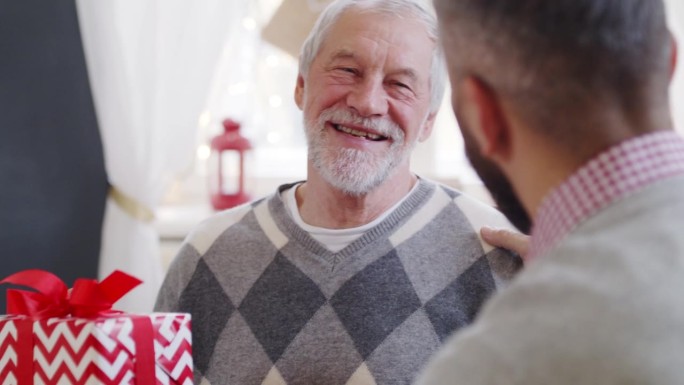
left=481, top=226, right=530, bottom=262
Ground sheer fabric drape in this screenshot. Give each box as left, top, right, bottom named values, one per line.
left=76, top=0, right=240, bottom=312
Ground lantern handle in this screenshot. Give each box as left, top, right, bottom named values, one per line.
left=223, top=119, right=240, bottom=132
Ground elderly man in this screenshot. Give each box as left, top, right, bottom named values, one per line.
left=417, top=0, right=684, bottom=384
left=155, top=0, right=520, bottom=383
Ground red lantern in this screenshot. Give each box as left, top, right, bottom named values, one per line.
left=209, top=119, right=252, bottom=210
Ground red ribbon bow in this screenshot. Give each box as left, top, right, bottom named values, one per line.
left=1, top=269, right=156, bottom=385
left=1, top=269, right=142, bottom=318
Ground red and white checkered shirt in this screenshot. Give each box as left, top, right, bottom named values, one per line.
left=528, top=130, right=684, bottom=259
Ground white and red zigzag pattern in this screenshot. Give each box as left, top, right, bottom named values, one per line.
left=0, top=313, right=192, bottom=385
left=0, top=318, right=20, bottom=385
left=151, top=314, right=193, bottom=385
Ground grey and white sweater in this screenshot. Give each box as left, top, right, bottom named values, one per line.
left=155, top=178, right=521, bottom=385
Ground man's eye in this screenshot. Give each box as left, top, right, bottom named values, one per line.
left=338, top=67, right=357, bottom=74
left=393, top=81, right=411, bottom=90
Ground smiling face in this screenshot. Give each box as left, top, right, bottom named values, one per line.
left=295, top=8, right=437, bottom=195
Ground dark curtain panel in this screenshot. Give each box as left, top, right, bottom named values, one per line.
left=0, top=0, right=107, bottom=312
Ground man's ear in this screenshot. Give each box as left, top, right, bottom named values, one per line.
left=294, top=74, right=305, bottom=110
left=460, top=76, right=512, bottom=160
left=418, top=111, right=437, bottom=142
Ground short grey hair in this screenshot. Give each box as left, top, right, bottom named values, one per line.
left=299, top=0, right=446, bottom=114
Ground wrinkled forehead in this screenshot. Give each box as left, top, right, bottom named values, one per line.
left=319, top=8, right=435, bottom=66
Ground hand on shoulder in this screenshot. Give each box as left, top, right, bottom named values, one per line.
left=481, top=226, right=530, bottom=263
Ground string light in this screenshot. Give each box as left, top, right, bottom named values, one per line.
left=242, top=17, right=257, bottom=31
left=198, top=111, right=211, bottom=128
left=196, top=145, right=211, bottom=161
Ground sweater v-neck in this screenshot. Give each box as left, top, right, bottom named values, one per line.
left=268, top=179, right=434, bottom=264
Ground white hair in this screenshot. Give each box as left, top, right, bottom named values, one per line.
left=298, top=0, right=446, bottom=114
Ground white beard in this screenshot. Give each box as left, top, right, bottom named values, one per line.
left=305, top=107, right=413, bottom=196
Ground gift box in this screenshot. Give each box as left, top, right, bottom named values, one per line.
left=0, top=270, right=193, bottom=385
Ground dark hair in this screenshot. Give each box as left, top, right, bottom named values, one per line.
left=434, top=0, right=672, bottom=144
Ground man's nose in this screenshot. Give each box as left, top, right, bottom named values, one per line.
left=346, top=78, right=389, bottom=117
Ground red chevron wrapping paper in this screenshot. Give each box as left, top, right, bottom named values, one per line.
left=0, top=313, right=192, bottom=385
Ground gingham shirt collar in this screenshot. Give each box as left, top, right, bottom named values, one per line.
left=528, top=130, right=684, bottom=259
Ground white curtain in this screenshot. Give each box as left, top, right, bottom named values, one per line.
left=76, top=0, right=242, bottom=312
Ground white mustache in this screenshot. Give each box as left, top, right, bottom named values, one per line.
left=318, top=108, right=404, bottom=142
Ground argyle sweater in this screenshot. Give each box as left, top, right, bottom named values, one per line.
left=155, top=178, right=522, bottom=385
